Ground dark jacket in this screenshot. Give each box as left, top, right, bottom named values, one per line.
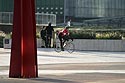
left=46, top=23, right=54, bottom=35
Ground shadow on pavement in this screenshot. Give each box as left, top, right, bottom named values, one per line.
left=38, top=54, right=75, bottom=58
left=30, top=77, right=79, bottom=83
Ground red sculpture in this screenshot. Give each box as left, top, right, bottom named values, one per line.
left=9, top=0, right=38, bottom=78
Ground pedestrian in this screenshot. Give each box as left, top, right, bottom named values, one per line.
left=45, top=22, right=54, bottom=48
left=40, top=26, right=47, bottom=47
left=67, top=19, right=71, bottom=27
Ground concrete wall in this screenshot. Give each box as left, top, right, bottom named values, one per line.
left=3, top=39, right=125, bottom=52
left=73, top=39, right=125, bottom=52
left=3, top=38, right=51, bottom=48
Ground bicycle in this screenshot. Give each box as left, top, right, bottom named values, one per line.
left=54, top=38, right=75, bottom=53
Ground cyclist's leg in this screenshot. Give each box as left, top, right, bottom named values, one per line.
left=62, top=35, right=69, bottom=44
left=58, top=34, right=64, bottom=51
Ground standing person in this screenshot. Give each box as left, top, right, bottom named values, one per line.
left=58, top=26, right=70, bottom=51
left=67, top=19, right=71, bottom=27
left=40, top=26, right=47, bottom=47
left=46, top=22, right=54, bottom=48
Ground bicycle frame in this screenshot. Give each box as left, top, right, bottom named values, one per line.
left=54, top=38, right=75, bottom=53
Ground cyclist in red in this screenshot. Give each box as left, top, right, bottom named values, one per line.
left=58, top=26, right=70, bottom=51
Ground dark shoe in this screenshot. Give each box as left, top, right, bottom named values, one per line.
left=41, top=46, right=45, bottom=48
left=61, top=49, right=64, bottom=51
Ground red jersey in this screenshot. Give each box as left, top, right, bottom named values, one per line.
left=59, top=28, right=69, bottom=36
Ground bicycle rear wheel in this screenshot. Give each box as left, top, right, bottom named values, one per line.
left=54, top=42, right=61, bottom=52
left=65, top=42, right=75, bottom=53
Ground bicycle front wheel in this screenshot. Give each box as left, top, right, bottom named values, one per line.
left=54, top=42, right=61, bottom=52
left=65, top=42, right=75, bottom=53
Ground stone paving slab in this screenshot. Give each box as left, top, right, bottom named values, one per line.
left=0, top=48, right=125, bottom=83
left=0, top=73, right=125, bottom=83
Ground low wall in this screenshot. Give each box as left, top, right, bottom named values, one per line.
left=3, top=38, right=125, bottom=51
left=3, top=38, right=52, bottom=48
left=73, top=39, right=125, bottom=52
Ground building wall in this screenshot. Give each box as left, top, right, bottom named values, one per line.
left=0, top=0, right=125, bottom=22
left=36, top=0, right=64, bottom=14
left=0, top=0, right=14, bottom=12
left=0, top=0, right=64, bottom=15
left=66, top=0, right=125, bottom=18
left=36, top=0, right=64, bottom=23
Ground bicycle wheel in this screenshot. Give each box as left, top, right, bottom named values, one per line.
left=54, top=42, right=61, bottom=52
left=65, top=42, right=75, bottom=53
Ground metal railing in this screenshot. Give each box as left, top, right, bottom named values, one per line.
left=84, top=16, right=125, bottom=28
left=0, top=12, right=56, bottom=26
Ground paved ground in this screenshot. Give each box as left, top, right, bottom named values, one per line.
left=0, top=48, right=125, bottom=83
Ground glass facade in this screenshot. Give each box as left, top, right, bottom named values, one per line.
left=36, top=0, right=64, bottom=22
left=0, top=0, right=125, bottom=22
left=36, top=0, right=64, bottom=14
left=0, top=0, right=14, bottom=12
left=66, top=0, right=125, bottom=18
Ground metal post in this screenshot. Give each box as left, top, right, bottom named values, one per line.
left=9, top=0, right=38, bottom=78
left=64, top=0, right=66, bottom=24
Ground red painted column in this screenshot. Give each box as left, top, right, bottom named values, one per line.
left=9, top=0, right=38, bottom=78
